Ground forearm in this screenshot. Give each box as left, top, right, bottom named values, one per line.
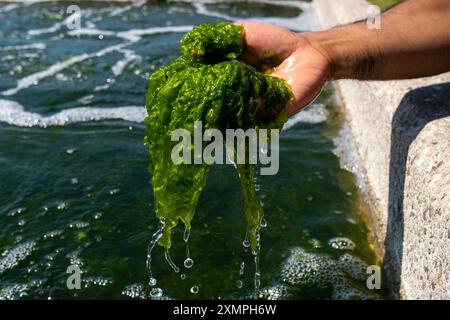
left=305, top=0, right=450, bottom=80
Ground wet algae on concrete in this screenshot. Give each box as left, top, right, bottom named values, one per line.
left=144, top=23, right=292, bottom=251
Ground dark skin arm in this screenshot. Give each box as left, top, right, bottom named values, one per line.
left=239, top=0, right=450, bottom=116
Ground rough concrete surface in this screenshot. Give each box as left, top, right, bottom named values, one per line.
left=313, top=0, right=450, bottom=299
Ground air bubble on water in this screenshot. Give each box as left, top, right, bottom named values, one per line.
left=98, top=34, right=104, bottom=40
left=184, top=258, right=194, bottom=269
left=328, top=237, right=355, bottom=251
left=164, top=248, right=180, bottom=273
left=150, top=287, right=163, bottom=298
left=190, top=286, right=199, bottom=294
left=148, top=277, right=157, bottom=287
left=236, top=280, right=243, bottom=289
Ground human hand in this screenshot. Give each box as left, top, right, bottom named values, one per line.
left=239, top=22, right=331, bottom=117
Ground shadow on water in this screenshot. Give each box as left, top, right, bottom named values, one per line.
left=384, top=82, right=450, bottom=299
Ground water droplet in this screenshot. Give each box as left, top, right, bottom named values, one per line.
left=180, top=274, right=186, bottom=280
left=260, top=218, right=267, bottom=228
left=66, top=148, right=76, bottom=155
left=71, top=177, right=78, bottom=185
left=183, top=228, right=190, bottom=242
left=150, top=288, right=162, bottom=298
left=99, top=34, right=104, bottom=40
left=190, top=286, right=199, bottom=294
left=236, top=280, right=243, bottom=289
left=254, top=272, right=261, bottom=289
left=148, top=277, right=157, bottom=286
left=164, top=248, right=179, bottom=273
left=242, top=240, right=250, bottom=248
left=184, top=258, right=194, bottom=269
left=239, top=261, right=245, bottom=275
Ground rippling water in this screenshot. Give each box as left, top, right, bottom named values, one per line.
left=0, top=0, right=385, bottom=299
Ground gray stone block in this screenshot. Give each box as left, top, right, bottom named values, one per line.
left=313, top=0, right=450, bottom=299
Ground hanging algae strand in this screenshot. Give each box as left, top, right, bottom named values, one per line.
left=144, top=22, right=292, bottom=252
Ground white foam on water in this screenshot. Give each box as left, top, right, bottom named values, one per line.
left=112, top=48, right=141, bottom=76
left=0, top=99, right=146, bottom=127
left=0, top=279, right=45, bottom=300
left=116, top=25, right=194, bottom=42
left=2, top=42, right=129, bottom=96
left=0, top=3, right=18, bottom=12
left=0, top=241, right=36, bottom=274
left=27, top=8, right=88, bottom=36
left=67, top=25, right=194, bottom=43
left=0, top=42, right=46, bottom=51
left=0, top=95, right=326, bottom=139
left=282, top=103, right=328, bottom=129
left=191, top=1, right=318, bottom=32
left=67, top=28, right=116, bottom=38
left=109, top=0, right=146, bottom=17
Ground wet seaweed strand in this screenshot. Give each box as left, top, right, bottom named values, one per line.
left=144, top=22, right=292, bottom=252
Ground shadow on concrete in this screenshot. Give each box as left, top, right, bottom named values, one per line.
left=384, top=82, right=450, bottom=299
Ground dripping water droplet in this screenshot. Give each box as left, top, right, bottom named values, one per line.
left=148, top=277, right=157, bottom=286
left=184, top=258, right=194, bottom=268
left=254, top=272, right=261, bottom=290
left=146, top=221, right=164, bottom=283
left=164, top=248, right=180, bottom=273
left=260, top=218, right=267, bottom=228
left=183, top=228, right=190, bottom=242
left=239, top=261, right=245, bottom=276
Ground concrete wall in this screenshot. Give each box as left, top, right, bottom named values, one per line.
left=313, top=0, right=450, bottom=299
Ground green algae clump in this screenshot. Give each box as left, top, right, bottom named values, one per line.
left=144, top=22, right=292, bottom=251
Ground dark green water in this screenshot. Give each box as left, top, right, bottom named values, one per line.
left=0, top=0, right=385, bottom=299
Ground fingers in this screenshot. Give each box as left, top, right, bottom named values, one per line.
left=237, top=22, right=300, bottom=67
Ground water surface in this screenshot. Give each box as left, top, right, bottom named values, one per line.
left=0, top=0, right=385, bottom=299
